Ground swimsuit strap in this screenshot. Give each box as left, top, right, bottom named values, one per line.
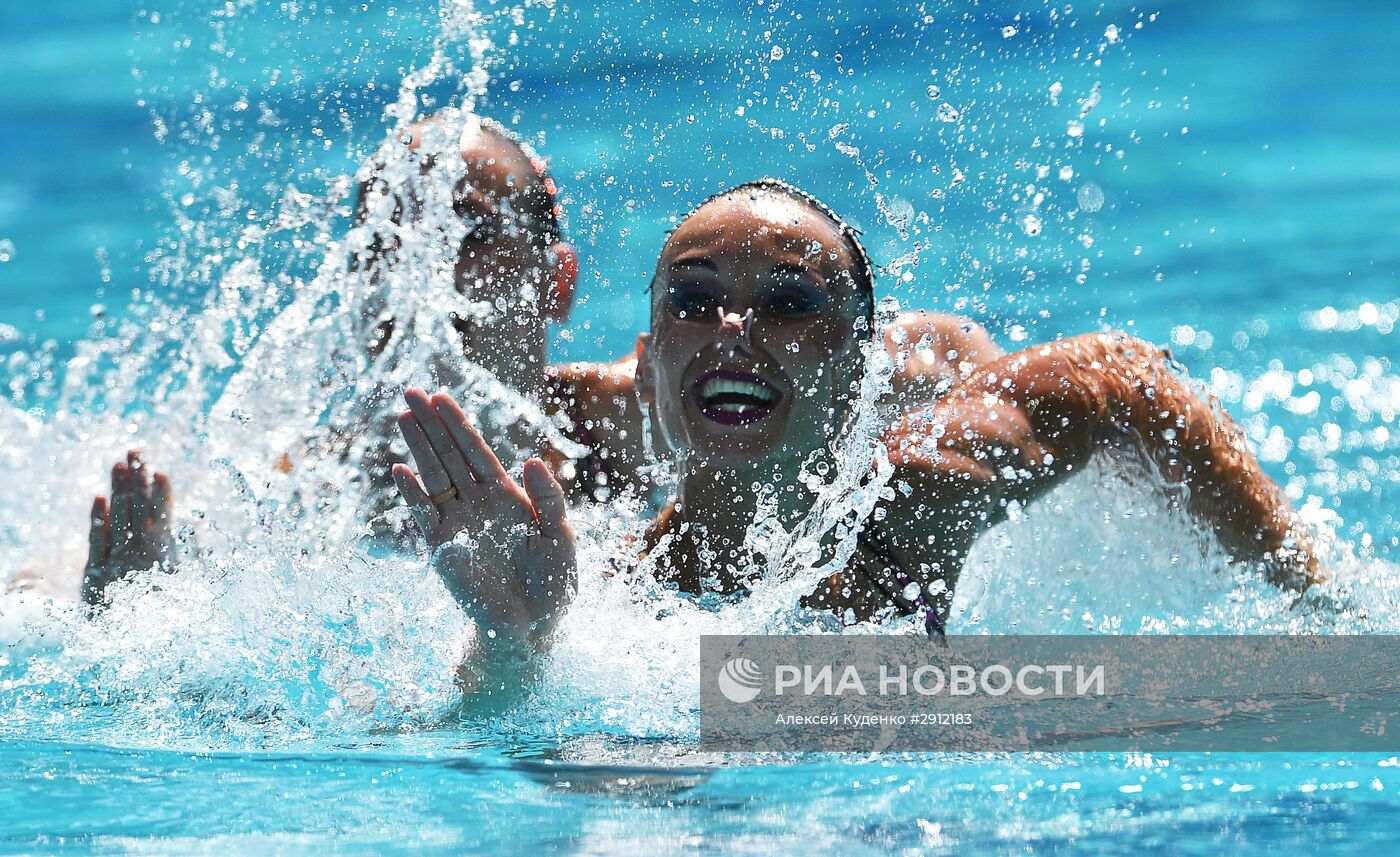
left=855, top=526, right=947, bottom=641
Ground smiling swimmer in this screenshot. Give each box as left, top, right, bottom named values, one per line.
left=392, top=179, right=1322, bottom=698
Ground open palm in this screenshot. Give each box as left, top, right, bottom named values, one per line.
left=393, top=388, right=576, bottom=650
left=83, top=451, right=174, bottom=607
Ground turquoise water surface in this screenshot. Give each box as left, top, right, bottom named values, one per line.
left=1, top=0, right=1398, bottom=852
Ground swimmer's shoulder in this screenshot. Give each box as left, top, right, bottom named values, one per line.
left=544, top=339, right=647, bottom=501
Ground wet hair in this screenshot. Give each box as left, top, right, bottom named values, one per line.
left=662, top=178, right=876, bottom=335
left=354, top=115, right=565, bottom=247
left=475, top=117, right=565, bottom=246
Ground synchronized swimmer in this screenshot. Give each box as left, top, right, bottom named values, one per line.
left=80, top=114, right=1321, bottom=703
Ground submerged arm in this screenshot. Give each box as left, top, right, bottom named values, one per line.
left=882, top=331, right=1320, bottom=592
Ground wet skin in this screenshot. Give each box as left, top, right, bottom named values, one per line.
left=403, top=187, right=1320, bottom=661
left=82, top=120, right=578, bottom=607
left=637, top=191, right=870, bottom=470
left=393, top=389, right=575, bottom=669
left=545, top=311, right=1003, bottom=504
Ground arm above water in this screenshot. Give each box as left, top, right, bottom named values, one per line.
left=881, top=331, right=1322, bottom=591
left=882, top=311, right=1004, bottom=408
left=83, top=451, right=175, bottom=608
left=544, top=336, right=648, bottom=502
left=393, top=388, right=577, bottom=709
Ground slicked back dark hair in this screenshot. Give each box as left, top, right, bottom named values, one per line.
left=355, top=115, right=565, bottom=248
left=475, top=117, right=565, bottom=246
left=663, top=178, right=876, bottom=336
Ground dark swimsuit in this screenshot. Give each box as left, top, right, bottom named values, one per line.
left=855, top=526, right=948, bottom=641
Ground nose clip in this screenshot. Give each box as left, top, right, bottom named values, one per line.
left=717, top=307, right=756, bottom=347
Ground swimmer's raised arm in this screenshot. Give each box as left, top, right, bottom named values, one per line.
left=392, top=388, right=576, bottom=700
left=83, top=451, right=174, bottom=607
left=881, top=331, right=1321, bottom=596
left=883, top=311, right=1004, bottom=408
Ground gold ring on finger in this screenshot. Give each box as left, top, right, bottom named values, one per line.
left=429, top=485, right=459, bottom=506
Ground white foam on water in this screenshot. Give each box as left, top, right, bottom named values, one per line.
left=0, top=0, right=1395, bottom=753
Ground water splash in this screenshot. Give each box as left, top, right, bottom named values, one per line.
left=0, top=1, right=1396, bottom=757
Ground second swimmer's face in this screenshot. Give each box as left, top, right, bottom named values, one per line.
left=639, top=190, right=869, bottom=468
left=450, top=132, right=556, bottom=339
left=360, top=123, right=574, bottom=363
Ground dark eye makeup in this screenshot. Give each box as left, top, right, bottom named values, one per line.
left=666, top=281, right=723, bottom=319
left=665, top=281, right=831, bottom=321
left=762, top=285, right=827, bottom=317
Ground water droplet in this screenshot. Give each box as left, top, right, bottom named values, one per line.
left=0, top=239, right=13, bottom=263
left=1021, top=214, right=1043, bottom=237
left=926, top=85, right=941, bottom=100
left=1104, top=23, right=1120, bottom=42
left=935, top=103, right=960, bottom=123
left=1058, top=166, right=1074, bottom=181
left=1002, top=25, right=1018, bottom=38
left=1078, top=82, right=1102, bottom=118
left=1066, top=120, right=1084, bottom=138
left=902, top=582, right=922, bottom=601
left=1077, top=183, right=1105, bottom=212
left=883, top=196, right=915, bottom=231
left=769, top=45, right=785, bottom=61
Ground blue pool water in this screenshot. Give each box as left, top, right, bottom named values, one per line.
left=1, top=0, right=1398, bottom=852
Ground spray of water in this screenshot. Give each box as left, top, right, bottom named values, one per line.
left=0, top=1, right=1396, bottom=754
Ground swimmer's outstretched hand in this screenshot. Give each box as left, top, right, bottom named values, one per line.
left=393, top=388, right=577, bottom=655
left=83, top=451, right=174, bottom=607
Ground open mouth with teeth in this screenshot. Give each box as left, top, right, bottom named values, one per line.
left=692, top=370, right=783, bottom=425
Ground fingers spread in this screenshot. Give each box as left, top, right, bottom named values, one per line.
left=397, top=409, right=453, bottom=497
left=523, top=458, right=572, bottom=541
left=87, top=496, right=110, bottom=568
left=433, top=392, right=509, bottom=487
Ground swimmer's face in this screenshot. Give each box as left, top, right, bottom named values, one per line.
left=449, top=133, right=556, bottom=334
left=638, top=191, right=868, bottom=468
left=359, top=122, right=576, bottom=360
